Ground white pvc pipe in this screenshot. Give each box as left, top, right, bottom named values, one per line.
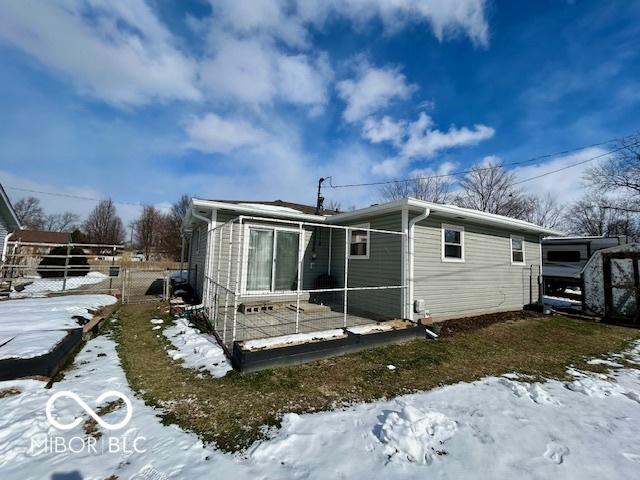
left=1, top=232, right=14, bottom=264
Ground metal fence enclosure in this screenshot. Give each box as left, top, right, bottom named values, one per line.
left=1, top=241, right=123, bottom=298
left=200, top=216, right=407, bottom=348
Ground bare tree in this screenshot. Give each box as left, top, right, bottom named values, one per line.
left=563, top=195, right=638, bottom=237
left=585, top=134, right=640, bottom=202
left=172, top=194, right=190, bottom=221
left=453, top=160, right=531, bottom=219
left=325, top=200, right=342, bottom=212
left=83, top=199, right=125, bottom=244
left=380, top=176, right=450, bottom=203
left=13, top=196, right=45, bottom=229
left=522, top=193, right=565, bottom=229
left=159, top=194, right=192, bottom=260
left=134, top=205, right=161, bottom=260
left=43, top=212, right=80, bottom=232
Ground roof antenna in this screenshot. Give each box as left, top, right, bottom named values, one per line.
left=315, top=177, right=325, bottom=215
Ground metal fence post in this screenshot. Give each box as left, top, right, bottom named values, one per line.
left=62, top=243, right=71, bottom=291
left=295, top=222, right=303, bottom=333
left=343, top=227, right=349, bottom=327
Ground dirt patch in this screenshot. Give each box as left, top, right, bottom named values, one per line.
left=0, top=387, right=22, bottom=399
left=437, top=310, right=537, bottom=337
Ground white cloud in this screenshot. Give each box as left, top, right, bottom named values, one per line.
left=362, top=116, right=406, bottom=145
left=338, top=64, right=417, bottom=122
left=401, top=112, right=495, bottom=158
left=199, top=36, right=332, bottom=109
left=0, top=0, right=200, bottom=106
left=512, top=147, right=609, bottom=203
left=183, top=113, right=268, bottom=154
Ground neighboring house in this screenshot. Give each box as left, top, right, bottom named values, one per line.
left=183, top=197, right=559, bottom=347
left=5, top=229, right=72, bottom=269
left=0, top=183, right=21, bottom=263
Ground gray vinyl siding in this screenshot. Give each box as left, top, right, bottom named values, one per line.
left=330, top=213, right=404, bottom=319
left=412, top=214, right=541, bottom=321
left=188, top=221, right=209, bottom=299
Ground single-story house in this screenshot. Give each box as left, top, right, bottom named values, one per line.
left=183, top=197, right=560, bottom=347
left=0, top=183, right=21, bottom=263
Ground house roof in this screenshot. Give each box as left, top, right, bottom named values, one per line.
left=327, top=198, right=563, bottom=236
left=208, top=199, right=338, bottom=216
left=187, top=196, right=562, bottom=236
left=10, top=229, right=71, bottom=244
left=0, top=183, right=21, bottom=231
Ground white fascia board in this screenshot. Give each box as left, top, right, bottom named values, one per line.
left=190, top=198, right=327, bottom=223
left=328, top=197, right=563, bottom=236
left=0, top=184, right=21, bottom=229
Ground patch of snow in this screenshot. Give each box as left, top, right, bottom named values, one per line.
left=242, top=329, right=346, bottom=350
left=543, top=295, right=582, bottom=309
left=347, top=324, right=394, bottom=335
left=12, top=272, right=109, bottom=297
left=378, top=405, right=457, bottom=464
left=150, top=319, right=164, bottom=324
left=387, top=365, right=396, bottom=371
left=0, top=331, right=68, bottom=360
left=587, top=359, right=623, bottom=368
left=0, top=295, right=117, bottom=360
left=163, top=318, right=231, bottom=378
left=498, top=378, right=561, bottom=405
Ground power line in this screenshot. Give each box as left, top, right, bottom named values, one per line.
left=328, top=133, right=636, bottom=189
left=3, top=185, right=172, bottom=211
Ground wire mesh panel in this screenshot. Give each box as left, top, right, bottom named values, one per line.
left=202, top=217, right=407, bottom=348
left=1, top=242, right=123, bottom=298
left=122, top=268, right=170, bottom=304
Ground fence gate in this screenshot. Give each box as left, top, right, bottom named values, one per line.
left=121, top=268, right=170, bottom=304
left=603, top=252, right=640, bottom=324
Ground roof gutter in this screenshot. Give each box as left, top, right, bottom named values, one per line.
left=407, top=207, right=430, bottom=321
left=192, top=198, right=326, bottom=223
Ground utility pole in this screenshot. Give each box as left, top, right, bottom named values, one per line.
left=316, top=177, right=325, bottom=215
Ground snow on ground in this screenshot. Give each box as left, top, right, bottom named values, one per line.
left=0, top=331, right=639, bottom=479
left=242, top=329, right=346, bottom=350
left=543, top=295, right=582, bottom=309
left=163, top=318, right=232, bottom=378
left=0, top=295, right=117, bottom=360
left=347, top=323, right=394, bottom=335
left=12, top=272, right=109, bottom=298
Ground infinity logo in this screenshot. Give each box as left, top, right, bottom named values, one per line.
left=46, top=390, right=133, bottom=431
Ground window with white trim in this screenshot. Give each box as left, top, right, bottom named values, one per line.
left=511, top=235, right=525, bottom=264
left=349, top=223, right=369, bottom=259
left=442, top=224, right=464, bottom=261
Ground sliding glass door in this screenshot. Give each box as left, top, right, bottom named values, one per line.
left=246, top=227, right=300, bottom=292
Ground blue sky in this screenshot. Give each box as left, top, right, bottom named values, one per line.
left=0, top=0, right=639, bottom=224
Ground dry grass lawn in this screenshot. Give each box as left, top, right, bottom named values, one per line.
left=107, top=303, right=640, bottom=452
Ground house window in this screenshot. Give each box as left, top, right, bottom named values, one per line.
left=349, top=223, right=369, bottom=259
left=442, top=224, right=464, bottom=262
left=511, top=235, right=525, bottom=264
left=245, top=226, right=300, bottom=292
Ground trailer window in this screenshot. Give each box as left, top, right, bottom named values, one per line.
left=547, top=250, right=581, bottom=262
left=442, top=224, right=464, bottom=262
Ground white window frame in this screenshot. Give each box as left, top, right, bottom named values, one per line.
left=441, top=223, right=465, bottom=263
left=510, top=235, right=526, bottom=265
left=241, top=223, right=303, bottom=294
left=348, top=223, right=370, bottom=260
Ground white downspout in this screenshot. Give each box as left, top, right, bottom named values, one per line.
left=1, top=232, right=13, bottom=264
left=408, top=208, right=430, bottom=321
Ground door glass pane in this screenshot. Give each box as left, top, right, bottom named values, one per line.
left=247, top=229, right=273, bottom=291
left=274, top=231, right=299, bottom=291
